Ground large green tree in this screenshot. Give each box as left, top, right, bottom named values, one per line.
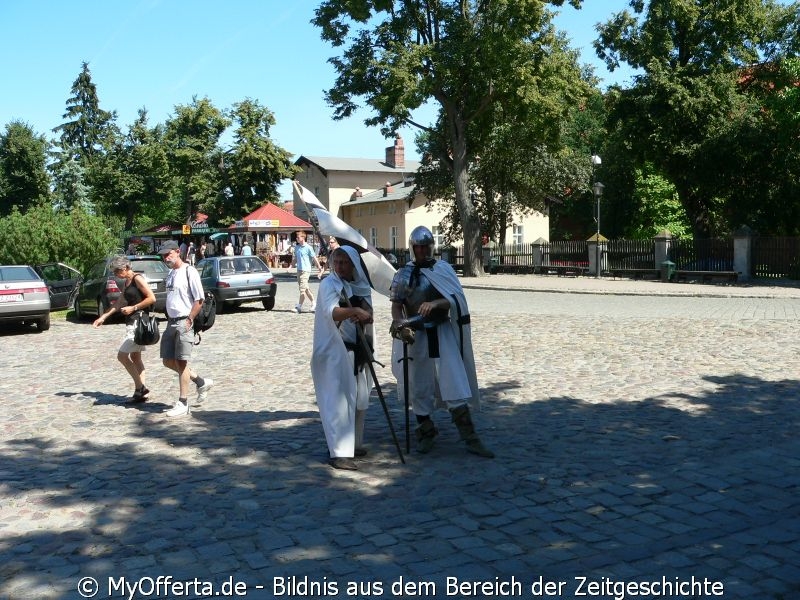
left=164, top=97, right=229, bottom=223
left=52, top=62, right=118, bottom=167
left=0, top=121, right=51, bottom=216
left=595, top=0, right=799, bottom=237
left=223, top=99, right=298, bottom=219
left=313, top=0, right=582, bottom=276
left=95, top=109, right=176, bottom=231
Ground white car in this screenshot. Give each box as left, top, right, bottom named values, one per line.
left=0, top=265, right=51, bottom=331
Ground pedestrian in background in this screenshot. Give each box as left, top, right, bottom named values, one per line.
left=157, top=240, right=214, bottom=417
left=241, top=241, right=253, bottom=256
left=312, top=246, right=374, bottom=470
left=291, top=230, right=322, bottom=313
left=92, top=255, right=156, bottom=403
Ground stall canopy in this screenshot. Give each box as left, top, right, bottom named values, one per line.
left=230, top=202, right=312, bottom=233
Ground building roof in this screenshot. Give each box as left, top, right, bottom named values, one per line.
left=346, top=182, right=416, bottom=206
left=295, top=155, right=421, bottom=176
left=237, top=202, right=311, bottom=229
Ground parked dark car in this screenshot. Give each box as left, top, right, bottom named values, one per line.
left=0, top=265, right=51, bottom=331
left=74, top=256, right=169, bottom=319
left=196, top=255, right=277, bottom=312
left=33, top=262, right=82, bottom=311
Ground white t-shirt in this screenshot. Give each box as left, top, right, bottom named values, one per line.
left=165, top=264, right=204, bottom=318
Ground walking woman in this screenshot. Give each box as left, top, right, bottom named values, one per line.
left=93, top=256, right=156, bottom=402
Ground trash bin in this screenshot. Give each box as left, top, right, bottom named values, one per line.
left=488, top=256, right=499, bottom=274
left=661, top=260, right=676, bottom=282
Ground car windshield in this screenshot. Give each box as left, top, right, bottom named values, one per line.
left=0, top=266, right=39, bottom=281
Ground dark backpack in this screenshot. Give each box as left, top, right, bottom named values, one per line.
left=186, top=267, right=216, bottom=344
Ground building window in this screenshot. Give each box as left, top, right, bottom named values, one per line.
left=356, top=207, right=363, bottom=217
left=390, top=226, right=398, bottom=249
left=370, top=227, right=378, bottom=247
left=513, top=224, right=524, bottom=248
left=388, top=202, right=397, bottom=214
left=369, top=205, right=376, bottom=216
left=432, top=226, right=443, bottom=249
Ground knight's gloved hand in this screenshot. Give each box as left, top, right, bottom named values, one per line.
left=390, top=321, right=402, bottom=338
left=390, top=321, right=415, bottom=344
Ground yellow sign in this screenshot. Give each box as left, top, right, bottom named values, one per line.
left=182, top=224, right=191, bottom=235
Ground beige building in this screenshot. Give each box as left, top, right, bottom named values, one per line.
left=292, top=135, right=549, bottom=250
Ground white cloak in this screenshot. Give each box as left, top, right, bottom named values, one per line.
left=390, top=259, right=481, bottom=411
left=311, top=249, right=374, bottom=458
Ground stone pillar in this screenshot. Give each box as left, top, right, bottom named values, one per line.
left=587, top=234, right=607, bottom=276
left=532, top=238, right=548, bottom=272
left=733, top=225, right=754, bottom=282
left=653, top=229, right=672, bottom=269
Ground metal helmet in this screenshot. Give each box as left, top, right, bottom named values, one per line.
left=408, top=226, right=435, bottom=261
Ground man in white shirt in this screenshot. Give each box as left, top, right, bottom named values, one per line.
left=158, top=240, right=214, bottom=417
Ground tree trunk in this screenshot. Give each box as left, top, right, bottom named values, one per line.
left=447, top=112, right=484, bottom=277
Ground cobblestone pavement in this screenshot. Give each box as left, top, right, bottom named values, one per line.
left=1, top=274, right=799, bottom=599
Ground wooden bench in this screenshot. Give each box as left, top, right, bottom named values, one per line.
left=674, top=270, right=738, bottom=283
left=610, top=268, right=661, bottom=280
left=537, top=265, right=588, bottom=277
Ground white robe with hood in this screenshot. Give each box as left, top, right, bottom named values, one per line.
left=311, top=246, right=374, bottom=458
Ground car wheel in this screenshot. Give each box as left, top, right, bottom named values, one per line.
left=214, top=294, right=225, bottom=314
left=74, top=299, right=83, bottom=320
left=36, top=313, right=51, bottom=332
left=97, top=298, right=108, bottom=317
left=262, top=297, right=275, bottom=311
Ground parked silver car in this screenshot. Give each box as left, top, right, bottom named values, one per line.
left=0, top=265, right=51, bottom=331
left=196, top=255, right=277, bottom=312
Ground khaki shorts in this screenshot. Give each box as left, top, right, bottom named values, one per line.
left=160, top=319, right=194, bottom=361
left=297, top=270, right=311, bottom=292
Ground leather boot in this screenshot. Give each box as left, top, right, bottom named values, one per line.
left=415, top=418, right=438, bottom=454
left=450, top=405, right=494, bottom=458
left=354, top=409, right=367, bottom=457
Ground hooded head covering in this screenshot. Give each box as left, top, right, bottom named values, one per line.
left=332, top=246, right=372, bottom=299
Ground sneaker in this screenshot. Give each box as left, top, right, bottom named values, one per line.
left=165, top=400, right=189, bottom=417
left=294, top=303, right=302, bottom=313
left=196, top=378, right=214, bottom=403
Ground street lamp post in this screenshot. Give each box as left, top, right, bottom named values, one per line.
left=592, top=181, right=605, bottom=279
left=590, top=154, right=603, bottom=279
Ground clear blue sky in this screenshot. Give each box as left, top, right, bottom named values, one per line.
left=0, top=0, right=634, bottom=199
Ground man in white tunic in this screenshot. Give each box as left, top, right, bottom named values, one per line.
left=311, top=246, right=374, bottom=470
left=390, top=226, right=493, bottom=458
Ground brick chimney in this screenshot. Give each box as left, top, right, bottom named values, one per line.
left=350, top=186, right=363, bottom=200
left=383, top=181, right=393, bottom=197
left=385, top=135, right=405, bottom=169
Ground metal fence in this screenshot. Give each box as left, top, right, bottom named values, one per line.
left=753, top=237, right=800, bottom=279
left=382, top=235, right=800, bottom=280
left=606, top=239, right=654, bottom=269
left=669, top=238, right=734, bottom=270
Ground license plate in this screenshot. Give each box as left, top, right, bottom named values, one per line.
left=237, top=289, right=260, bottom=297
left=0, top=294, right=24, bottom=303
left=149, top=283, right=158, bottom=290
